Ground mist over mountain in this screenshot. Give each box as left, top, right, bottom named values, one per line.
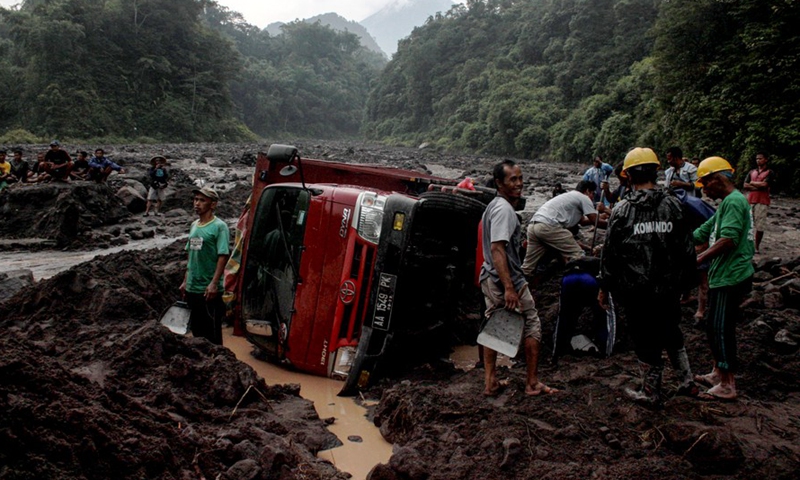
left=361, top=0, right=457, bottom=55
left=266, top=12, right=385, bottom=58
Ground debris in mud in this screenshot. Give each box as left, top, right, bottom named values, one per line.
left=364, top=254, right=800, bottom=479
left=0, top=245, right=349, bottom=480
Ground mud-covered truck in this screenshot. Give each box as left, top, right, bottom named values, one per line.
left=231, top=144, right=490, bottom=395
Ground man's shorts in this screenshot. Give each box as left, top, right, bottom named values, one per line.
left=147, top=186, right=167, bottom=202
left=480, top=278, right=542, bottom=341
left=751, top=203, right=768, bottom=231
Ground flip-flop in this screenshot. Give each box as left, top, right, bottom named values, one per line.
left=697, top=389, right=736, bottom=402
left=694, top=373, right=718, bottom=388
left=483, top=381, right=507, bottom=397
left=527, top=383, right=559, bottom=396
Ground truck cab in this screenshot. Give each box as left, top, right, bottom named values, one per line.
left=234, top=145, right=489, bottom=393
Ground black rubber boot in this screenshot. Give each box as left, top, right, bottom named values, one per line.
left=668, top=347, right=700, bottom=397
left=625, top=361, right=664, bottom=408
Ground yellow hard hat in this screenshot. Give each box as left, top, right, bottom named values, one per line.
left=621, top=147, right=660, bottom=178
left=695, top=156, right=734, bottom=187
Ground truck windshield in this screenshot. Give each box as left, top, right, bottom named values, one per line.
left=242, top=187, right=309, bottom=329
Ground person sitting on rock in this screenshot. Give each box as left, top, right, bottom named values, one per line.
left=0, top=150, right=11, bottom=191
left=8, top=150, right=30, bottom=184
left=71, top=151, right=91, bottom=179
left=42, top=140, right=73, bottom=182
left=28, top=152, right=46, bottom=181
left=144, top=156, right=170, bottom=216
left=86, top=148, right=125, bottom=183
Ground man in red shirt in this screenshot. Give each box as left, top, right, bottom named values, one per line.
left=743, top=152, right=773, bottom=253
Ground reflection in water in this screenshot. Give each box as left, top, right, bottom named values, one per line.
left=223, top=329, right=392, bottom=480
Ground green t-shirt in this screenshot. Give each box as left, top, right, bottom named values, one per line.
left=693, top=190, right=755, bottom=288
left=185, top=216, right=230, bottom=294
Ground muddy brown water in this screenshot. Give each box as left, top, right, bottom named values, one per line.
left=224, top=329, right=392, bottom=479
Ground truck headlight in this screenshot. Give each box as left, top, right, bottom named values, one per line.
left=355, top=192, right=386, bottom=244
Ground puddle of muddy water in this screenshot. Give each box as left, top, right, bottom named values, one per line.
left=224, top=329, right=392, bottom=480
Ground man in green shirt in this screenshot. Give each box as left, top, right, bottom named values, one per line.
left=180, top=187, right=230, bottom=345
left=692, top=157, right=755, bottom=401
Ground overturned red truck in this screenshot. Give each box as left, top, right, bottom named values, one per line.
left=229, top=144, right=492, bottom=395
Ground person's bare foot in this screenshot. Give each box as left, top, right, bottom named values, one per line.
left=698, top=383, right=737, bottom=401
left=694, top=371, right=721, bottom=388
left=525, top=382, right=559, bottom=396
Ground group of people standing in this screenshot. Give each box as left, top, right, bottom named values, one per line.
left=479, top=147, right=771, bottom=407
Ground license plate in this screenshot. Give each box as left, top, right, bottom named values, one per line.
left=372, top=273, right=397, bottom=331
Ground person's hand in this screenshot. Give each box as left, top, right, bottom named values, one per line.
left=120, top=168, right=126, bottom=174
left=504, top=288, right=520, bottom=312
left=597, top=289, right=609, bottom=311
left=205, top=282, right=219, bottom=301
left=179, top=280, right=186, bottom=298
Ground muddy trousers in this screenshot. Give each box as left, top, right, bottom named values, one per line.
left=618, top=293, right=684, bottom=367
left=185, top=292, right=224, bottom=345
left=706, top=278, right=752, bottom=373
left=552, top=272, right=612, bottom=359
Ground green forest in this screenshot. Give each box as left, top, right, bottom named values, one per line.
left=0, top=0, right=384, bottom=142
left=0, top=0, right=798, bottom=189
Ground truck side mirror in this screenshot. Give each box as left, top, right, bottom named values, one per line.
left=267, top=144, right=298, bottom=163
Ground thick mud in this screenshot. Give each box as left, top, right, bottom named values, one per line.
left=1, top=141, right=799, bottom=479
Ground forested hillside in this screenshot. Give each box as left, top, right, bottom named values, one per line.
left=0, top=0, right=382, bottom=142
left=365, top=0, right=800, bottom=190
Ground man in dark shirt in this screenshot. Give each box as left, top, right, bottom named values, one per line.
left=9, top=150, right=29, bottom=183
left=42, top=141, right=73, bottom=181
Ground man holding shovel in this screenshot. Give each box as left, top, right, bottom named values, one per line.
left=180, top=187, right=230, bottom=345
left=479, top=160, right=558, bottom=397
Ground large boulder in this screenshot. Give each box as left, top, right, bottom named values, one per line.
left=0, top=269, right=34, bottom=303
left=116, top=186, right=147, bottom=213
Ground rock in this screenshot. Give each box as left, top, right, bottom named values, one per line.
left=662, top=424, right=744, bottom=475
left=0, top=269, right=34, bottom=303
left=779, top=278, right=800, bottom=308
left=500, top=437, right=521, bottom=469
left=164, top=208, right=188, bottom=218
left=753, top=271, right=773, bottom=283
left=388, top=446, right=428, bottom=480
left=347, top=435, right=363, bottom=443
left=763, top=292, right=785, bottom=309
left=209, top=159, right=229, bottom=168
left=129, top=229, right=144, bottom=240
left=116, top=186, right=146, bottom=213
left=774, top=329, right=798, bottom=353
left=140, top=228, right=155, bottom=239
left=418, top=142, right=430, bottom=150
left=754, top=256, right=781, bottom=272
left=109, top=236, right=128, bottom=246
left=554, top=424, right=582, bottom=440
left=119, top=178, right=148, bottom=198
left=221, top=459, right=261, bottom=480
left=367, top=463, right=401, bottom=480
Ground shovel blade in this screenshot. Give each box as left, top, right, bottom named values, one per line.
left=160, top=302, right=191, bottom=335
left=477, top=309, right=524, bottom=358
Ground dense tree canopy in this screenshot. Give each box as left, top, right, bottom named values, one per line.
left=365, top=0, right=800, bottom=190
left=0, top=0, right=383, bottom=142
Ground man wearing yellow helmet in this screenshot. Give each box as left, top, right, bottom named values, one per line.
left=693, top=156, right=755, bottom=401
left=598, top=147, right=699, bottom=407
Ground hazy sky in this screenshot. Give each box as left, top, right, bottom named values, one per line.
left=0, top=1, right=404, bottom=27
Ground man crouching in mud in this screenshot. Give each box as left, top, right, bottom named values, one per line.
left=479, top=160, right=558, bottom=396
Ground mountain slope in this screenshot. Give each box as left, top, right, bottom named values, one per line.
left=361, top=0, right=456, bottom=55
left=266, top=12, right=385, bottom=57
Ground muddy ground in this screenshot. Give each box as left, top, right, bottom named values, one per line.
left=1, top=141, right=799, bottom=479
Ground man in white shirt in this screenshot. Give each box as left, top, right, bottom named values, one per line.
left=664, top=147, right=698, bottom=196
left=522, top=180, right=605, bottom=277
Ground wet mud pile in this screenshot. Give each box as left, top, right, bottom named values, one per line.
left=0, top=245, right=349, bottom=480
left=0, top=182, right=131, bottom=248
left=366, top=257, right=800, bottom=480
